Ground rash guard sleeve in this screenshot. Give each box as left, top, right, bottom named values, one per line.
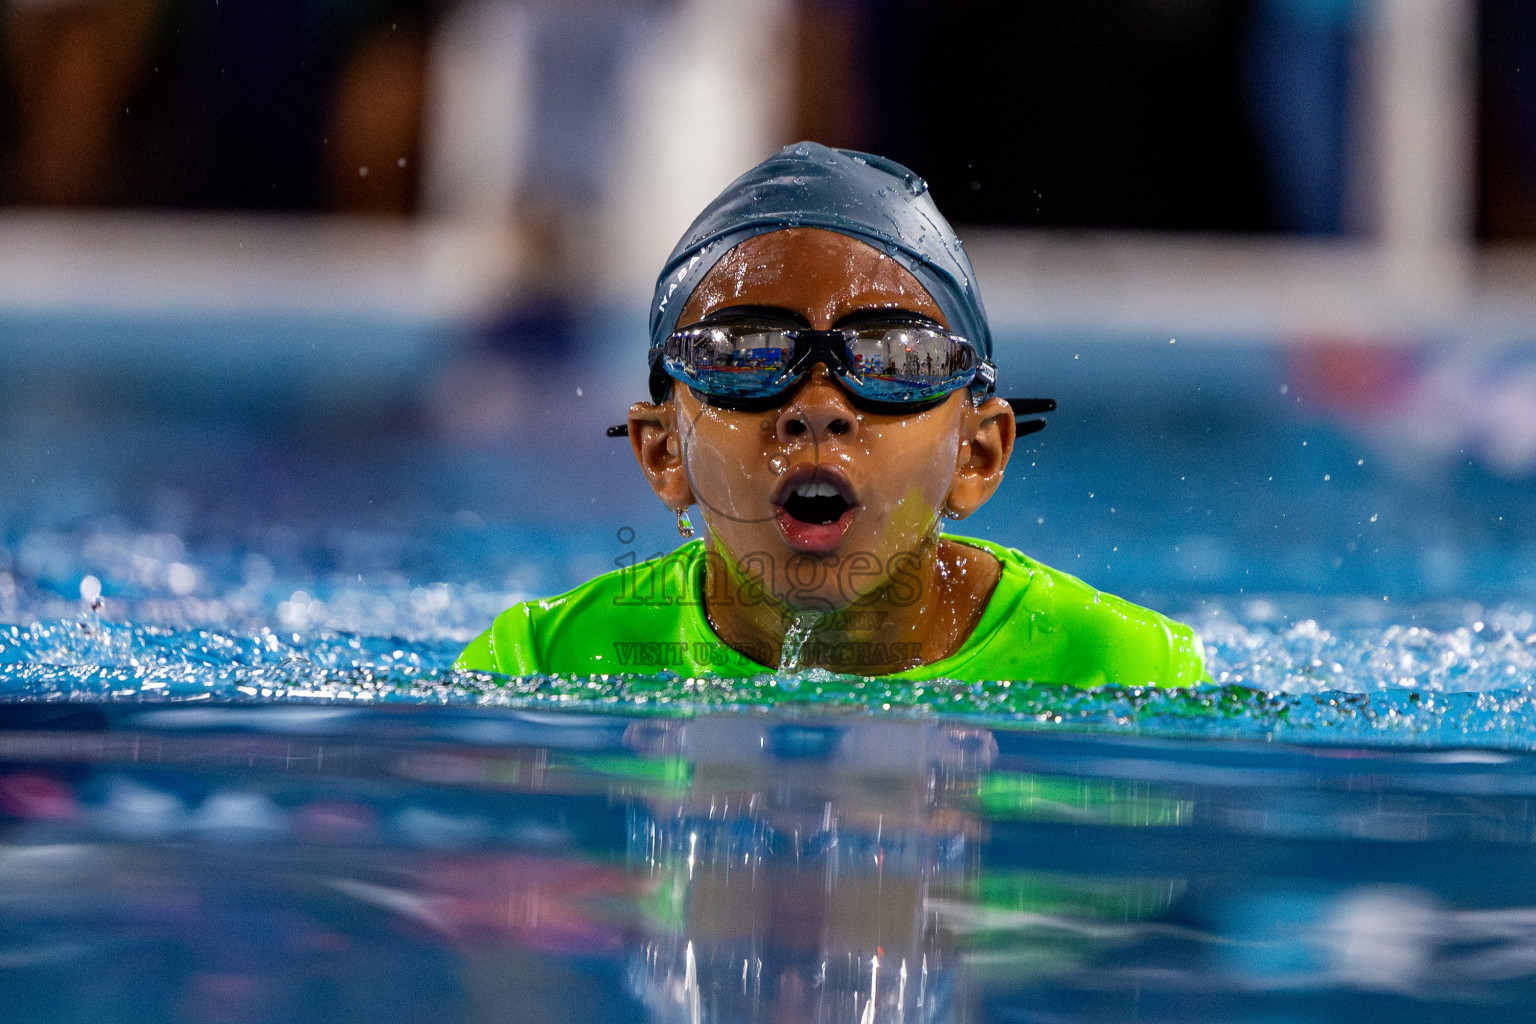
left=453, top=603, right=540, bottom=676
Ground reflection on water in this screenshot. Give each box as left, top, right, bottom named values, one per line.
left=626, top=718, right=990, bottom=1023
left=2, top=707, right=1536, bottom=1021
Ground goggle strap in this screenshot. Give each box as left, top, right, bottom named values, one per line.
left=1003, top=395, right=1056, bottom=435
left=647, top=361, right=672, bottom=404
left=1006, top=397, right=1057, bottom=416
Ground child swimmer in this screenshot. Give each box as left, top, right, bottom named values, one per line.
left=457, top=143, right=1208, bottom=686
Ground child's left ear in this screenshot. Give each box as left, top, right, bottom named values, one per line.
left=943, top=396, right=1016, bottom=519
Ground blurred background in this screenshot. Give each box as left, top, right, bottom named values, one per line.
left=4, top=0, right=1536, bottom=628
left=10, top=11, right=1536, bottom=1020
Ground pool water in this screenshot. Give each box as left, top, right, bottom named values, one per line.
left=5, top=337, right=1536, bottom=1020
left=5, top=705, right=1536, bottom=1023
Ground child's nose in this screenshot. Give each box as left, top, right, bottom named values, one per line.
left=774, top=365, right=857, bottom=442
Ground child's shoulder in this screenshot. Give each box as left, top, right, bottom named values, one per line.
left=546, top=540, right=706, bottom=613
left=454, top=541, right=715, bottom=676
left=949, top=534, right=1151, bottom=611
left=940, top=535, right=1209, bottom=687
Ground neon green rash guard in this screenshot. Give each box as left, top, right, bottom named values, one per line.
left=455, top=536, right=1209, bottom=687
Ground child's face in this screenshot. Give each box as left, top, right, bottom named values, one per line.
left=632, top=227, right=1014, bottom=612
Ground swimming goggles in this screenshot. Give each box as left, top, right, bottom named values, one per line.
left=610, top=313, right=1055, bottom=434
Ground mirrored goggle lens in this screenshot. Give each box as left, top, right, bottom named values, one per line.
left=839, top=325, right=978, bottom=403
left=662, top=324, right=797, bottom=399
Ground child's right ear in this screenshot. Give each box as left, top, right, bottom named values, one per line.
left=627, top=400, right=696, bottom=512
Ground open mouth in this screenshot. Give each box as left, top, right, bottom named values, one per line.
left=773, top=468, right=859, bottom=554
left=782, top=481, right=852, bottom=525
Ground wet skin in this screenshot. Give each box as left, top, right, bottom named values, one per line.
left=628, top=228, right=1016, bottom=674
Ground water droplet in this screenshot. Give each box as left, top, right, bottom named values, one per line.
left=768, top=454, right=789, bottom=476
left=906, top=176, right=928, bottom=195
left=877, top=186, right=892, bottom=197
left=793, top=145, right=809, bottom=157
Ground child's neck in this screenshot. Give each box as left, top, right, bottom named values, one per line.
left=702, top=537, right=1002, bottom=675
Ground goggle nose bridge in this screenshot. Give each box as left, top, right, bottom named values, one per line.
left=777, top=328, right=881, bottom=392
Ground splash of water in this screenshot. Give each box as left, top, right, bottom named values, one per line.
left=777, top=610, right=822, bottom=674
left=10, top=615, right=1536, bottom=749
left=9, top=555, right=1536, bottom=749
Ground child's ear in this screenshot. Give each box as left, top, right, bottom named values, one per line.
left=944, top=396, right=1016, bottom=519
left=628, top=399, right=697, bottom=512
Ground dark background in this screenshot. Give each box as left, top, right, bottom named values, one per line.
left=10, top=0, right=1531, bottom=237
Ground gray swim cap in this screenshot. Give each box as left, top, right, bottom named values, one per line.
left=649, top=141, right=992, bottom=360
